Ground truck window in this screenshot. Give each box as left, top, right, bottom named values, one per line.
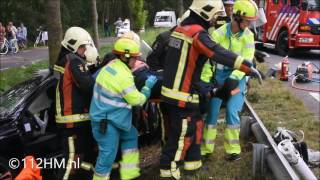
left=155, top=16, right=172, bottom=22
left=290, top=0, right=299, bottom=6
left=273, top=0, right=279, bottom=4
left=301, top=0, right=320, bottom=11
left=281, top=0, right=287, bottom=5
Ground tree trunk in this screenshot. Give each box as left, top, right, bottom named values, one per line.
left=91, top=0, right=100, bottom=49
left=177, top=0, right=184, bottom=17
left=46, top=0, right=63, bottom=67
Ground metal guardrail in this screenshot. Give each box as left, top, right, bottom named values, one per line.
left=243, top=98, right=300, bottom=180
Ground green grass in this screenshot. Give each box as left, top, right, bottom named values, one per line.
left=247, top=67, right=320, bottom=150
left=140, top=27, right=169, bottom=46
left=194, top=64, right=320, bottom=179
left=99, top=44, right=113, bottom=58
left=0, top=60, right=49, bottom=93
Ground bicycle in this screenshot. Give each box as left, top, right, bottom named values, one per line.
left=34, top=28, right=47, bottom=47
left=0, top=38, right=19, bottom=55
left=0, top=38, right=8, bottom=55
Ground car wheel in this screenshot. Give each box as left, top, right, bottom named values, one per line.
left=0, top=157, right=14, bottom=180
left=276, top=30, right=290, bottom=56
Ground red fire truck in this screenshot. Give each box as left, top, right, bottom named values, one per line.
left=255, top=0, right=320, bottom=56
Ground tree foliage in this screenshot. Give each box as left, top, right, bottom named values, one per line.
left=129, top=0, right=147, bottom=30
left=0, top=0, right=193, bottom=40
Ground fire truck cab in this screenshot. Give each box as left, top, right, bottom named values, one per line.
left=255, top=0, right=320, bottom=56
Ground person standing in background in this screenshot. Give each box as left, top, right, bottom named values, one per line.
left=0, top=22, right=6, bottom=43
left=20, top=22, right=27, bottom=41
left=104, top=18, right=111, bottom=37
left=114, top=17, right=123, bottom=36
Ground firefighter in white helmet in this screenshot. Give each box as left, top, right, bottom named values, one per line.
left=223, top=0, right=235, bottom=18
left=54, top=26, right=96, bottom=179
left=159, top=0, right=261, bottom=179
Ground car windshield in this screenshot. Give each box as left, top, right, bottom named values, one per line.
left=0, top=77, right=41, bottom=117
left=155, top=16, right=172, bottom=22
left=140, top=40, right=153, bottom=61
left=302, top=0, right=320, bottom=11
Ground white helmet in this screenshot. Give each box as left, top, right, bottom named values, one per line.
left=177, top=10, right=190, bottom=25
left=61, top=27, right=93, bottom=53
left=120, top=31, right=141, bottom=46
left=189, top=0, right=226, bottom=22
left=84, top=45, right=99, bottom=65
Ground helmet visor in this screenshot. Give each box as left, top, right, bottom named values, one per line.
left=213, top=10, right=227, bottom=21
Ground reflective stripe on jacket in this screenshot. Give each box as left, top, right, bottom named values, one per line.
left=54, top=53, right=94, bottom=124
left=90, top=59, right=147, bottom=131
left=212, top=23, right=255, bottom=81
left=161, top=24, right=245, bottom=109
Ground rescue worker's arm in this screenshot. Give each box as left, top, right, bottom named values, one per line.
left=146, top=31, right=171, bottom=71
left=121, top=75, right=157, bottom=106
left=120, top=75, right=147, bottom=106
left=229, top=30, right=255, bottom=80
left=193, top=31, right=252, bottom=74
left=69, top=58, right=95, bottom=95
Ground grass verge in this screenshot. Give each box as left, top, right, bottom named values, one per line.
left=196, top=64, right=320, bottom=179
left=140, top=27, right=169, bottom=45
left=0, top=60, right=49, bottom=93
left=0, top=42, right=114, bottom=94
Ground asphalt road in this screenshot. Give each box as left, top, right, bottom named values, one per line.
left=260, top=48, right=320, bottom=120
left=0, top=47, right=49, bottom=71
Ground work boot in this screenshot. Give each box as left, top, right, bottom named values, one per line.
left=225, top=153, right=241, bottom=161
left=201, top=154, right=211, bottom=163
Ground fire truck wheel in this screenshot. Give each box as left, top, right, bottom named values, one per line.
left=276, top=30, right=290, bottom=57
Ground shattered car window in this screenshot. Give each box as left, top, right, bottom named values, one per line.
left=140, top=40, right=153, bottom=61
left=0, top=77, right=42, bottom=117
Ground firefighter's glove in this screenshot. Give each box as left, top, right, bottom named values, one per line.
left=211, top=78, right=239, bottom=101
left=141, top=75, right=157, bottom=98
left=145, top=75, right=158, bottom=89
left=240, top=60, right=263, bottom=85
left=248, top=67, right=263, bottom=85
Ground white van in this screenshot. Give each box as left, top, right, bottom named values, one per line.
left=154, top=11, right=177, bottom=28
